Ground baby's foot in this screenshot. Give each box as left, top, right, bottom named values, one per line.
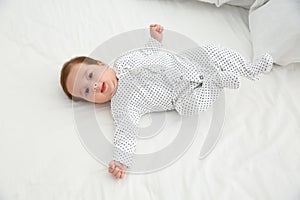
left=262, top=53, right=273, bottom=73
left=254, top=53, right=273, bottom=74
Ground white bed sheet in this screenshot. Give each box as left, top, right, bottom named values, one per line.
left=0, top=0, right=299, bottom=199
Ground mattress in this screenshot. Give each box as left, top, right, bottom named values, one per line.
left=0, top=0, right=299, bottom=199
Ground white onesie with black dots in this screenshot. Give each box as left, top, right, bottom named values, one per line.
left=110, top=37, right=273, bottom=167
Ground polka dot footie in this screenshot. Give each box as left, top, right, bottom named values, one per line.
left=110, top=37, right=273, bottom=167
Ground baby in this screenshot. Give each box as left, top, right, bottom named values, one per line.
left=60, top=24, right=273, bottom=179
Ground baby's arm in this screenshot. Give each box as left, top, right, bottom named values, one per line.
left=112, top=24, right=164, bottom=72
left=108, top=123, right=136, bottom=179
left=108, top=121, right=137, bottom=179
left=138, top=24, right=164, bottom=56
left=108, top=101, right=142, bottom=179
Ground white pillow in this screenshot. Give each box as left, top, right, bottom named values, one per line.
left=249, top=0, right=300, bottom=66
left=221, top=0, right=255, bottom=8
left=196, top=0, right=255, bottom=8
left=195, top=0, right=217, bottom=5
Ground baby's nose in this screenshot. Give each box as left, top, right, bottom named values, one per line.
left=93, top=82, right=100, bottom=92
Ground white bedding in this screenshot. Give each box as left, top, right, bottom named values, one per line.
left=0, top=0, right=299, bottom=199
left=249, top=0, right=300, bottom=66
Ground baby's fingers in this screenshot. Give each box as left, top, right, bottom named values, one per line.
left=120, top=171, right=125, bottom=179
left=108, top=162, right=115, bottom=172
left=156, top=25, right=163, bottom=33
left=108, top=165, right=115, bottom=173
left=150, top=24, right=163, bottom=30
left=112, top=167, right=122, bottom=176
left=109, top=160, right=116, bottom=168
left=114, top=170, right=123, bottom=179
left=116, top=170, right=125, bottom=179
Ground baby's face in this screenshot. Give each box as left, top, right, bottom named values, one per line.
left=66, top=62, right=118, bottom=103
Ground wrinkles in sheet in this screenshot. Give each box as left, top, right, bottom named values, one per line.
left=220, top=64, right=300, bottom=199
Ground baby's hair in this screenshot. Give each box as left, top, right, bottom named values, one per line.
left=60, top=56, right=104, bottom=101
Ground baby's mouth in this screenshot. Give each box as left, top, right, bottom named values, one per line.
left=101, top=82, right=106, bottom=93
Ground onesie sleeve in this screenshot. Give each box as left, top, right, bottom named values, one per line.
left=138, top=37, right=163, bottom=56
left=112, top=37, right=163, bottom=78
left=111, top=104, right=142, bottom=168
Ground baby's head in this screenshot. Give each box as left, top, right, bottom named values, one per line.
left=60, top=56, right=118, bottom=103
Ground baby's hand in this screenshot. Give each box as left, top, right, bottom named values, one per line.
left=108, top=160, right=128, bottom=179
left=149, top=24, right=164, bottom=43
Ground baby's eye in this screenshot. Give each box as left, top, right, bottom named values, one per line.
left=88, top=72, right=93, bottom=79
left=85, top=88, right=90, bottom=95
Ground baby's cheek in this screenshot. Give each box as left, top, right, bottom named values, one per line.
left=94, top=93, right=111, bottom=104
left=86, top=93, right=100, bottom=103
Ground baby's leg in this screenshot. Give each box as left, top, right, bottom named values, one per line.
left=203, top=44, right=273, bottom=80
